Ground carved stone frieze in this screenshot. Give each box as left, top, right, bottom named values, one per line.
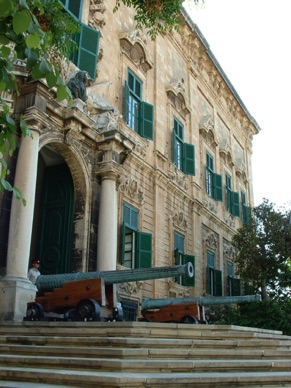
left=119, top=175, right=144, bottom=203
left=223, top=240, right=235, bottom=261
left=208, top=70, right=223, bottom=96
left=166, top=78, right=190, bottom=116
left=120, top=29, right=153, bottom=74
left=168, top=164, right=189, bottom=191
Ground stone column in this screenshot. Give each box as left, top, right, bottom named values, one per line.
left=0, top=128, right=40, bottom=321
left=97, top=172, right=118, bottom=271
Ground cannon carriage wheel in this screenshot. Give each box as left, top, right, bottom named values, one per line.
left=25, top=303, right=44, bottom=321
left=76, top=298, right=101, bottom=321
left=181, top=315, right=198, bottom=324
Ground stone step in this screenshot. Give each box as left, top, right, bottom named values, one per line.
left=0, top=322, right=288, bottom=340
left=2, top=334, right=291, bottom=350
left=0, top=343, right=291, bottom=360
left=1, top=353, right=291, bottom=373
left=0, top=367, right=291, bottom=387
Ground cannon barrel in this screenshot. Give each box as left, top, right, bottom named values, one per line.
left=141, top=294, right=261, bottom=310
left=35, top=262, right=194, bottom=293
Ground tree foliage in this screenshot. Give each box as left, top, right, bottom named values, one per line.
left=114, top=0, right=203, bottom=39
left=0, top=0, right=79, bottom=198
left=232, top=199, right=291, bottom=300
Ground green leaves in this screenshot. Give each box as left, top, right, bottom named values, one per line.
left=13, top=10, right=31, bottom=34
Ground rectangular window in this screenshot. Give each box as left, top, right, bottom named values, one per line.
left=123, top=69, right=154, bottom=140
left=174, top=232, right=195, bottom=287
left=225, top=174, right=240, bottom=217
left=206, top=251, right=222, bottom=296
left=227, top=262, right=241, bottom=296
left=206, top=153, right=222, bottom=201
left=172, top=117, right=195, bottom=176
left=60, top=0, right=100, bottom=80
left=121, top=203, right=152, bottom=269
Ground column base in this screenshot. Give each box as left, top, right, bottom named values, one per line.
left=0, top=276, right=37, bottom=322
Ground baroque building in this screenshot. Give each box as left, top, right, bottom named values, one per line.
left=0, top=0, right=260, bottom=321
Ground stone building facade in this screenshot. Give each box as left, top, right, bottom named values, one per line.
left=0, top=0, right=260, bottom=321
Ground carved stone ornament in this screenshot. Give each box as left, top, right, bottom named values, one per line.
left=224, top=212, right=235, bottom=228
left=89, top=0, right=106, bottom=29
left=219, top=139, right=234, bottom=167
left=168, top=164, right=189, bottom=191
left=223, top=240, right=235, bottom=261
left=199, top=115, right=218, bottom=148
left=119, top=175, right=144, bottom=203
left=235, top=157, right=246, bottom=179
left=170, top=209, right=188, bottom=231
left=119, top=280, right=144, bottom=296
left=166, top=78, right=190, bottom=116
left=168, top=278, right=191, bottom=298
left=120, top=29, right=153, bottom=74
left=119, top=121, right=148, bottom=159
left=203, top=196, right=218, bottom=215
left=204, top=231, right=218, bottom=250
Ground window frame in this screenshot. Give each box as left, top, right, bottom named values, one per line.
left=206, top=153, right=222, bottom=201
left=174, top=232, right=195, bottom=287
left=172, top=117, right=195, bottom=176
left=206, top=250, right=222, bottom=296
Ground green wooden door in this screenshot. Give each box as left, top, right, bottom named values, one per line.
left=37, top=164, right=74, bottom=275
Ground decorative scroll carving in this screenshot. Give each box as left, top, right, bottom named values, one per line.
left=89, top=0, right=106, bottom=29
left=120, top=29, right=153, bottom=73
left=166, top=78, right=190, bottom=116
left=119, top=175, right=144, bottom=203
left=219, top=139, right=234, bottom=167
left=199, top=115, right=218, bottom=148
left=223, top=240, right=235, bottom=261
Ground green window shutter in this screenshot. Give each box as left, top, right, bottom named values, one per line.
left=227, top=275, right=232, bottom=296
left=182, top=143, right=195, bottom=176
left=172, top=129, right=178, bottom=166
left=182, top=254, right=195, bottom=287
left=123, top=81, right=130, bottom=125
left=231, top=191, right=240, bottom=217
left=60, top=0, right=82, bottom=20
left=74, top=23, right=100, bottom=80
left=214, top=269, right=222, bottom=296
left=213, top=173, right=223, bottom=202
left=136, top=232, right=152, bottom=268
left=174, top=248, right=180, bottom=265
left=206, top=266, right=212, bottom=294
left=123, top=203, right=138, bottom=230
left=232, top=278, right=241, bottom=296
left=140, top=101, right=154, bottom=140
left=120, top=221, right=126, bottom=265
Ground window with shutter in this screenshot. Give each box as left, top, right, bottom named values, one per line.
left=123, top=69, right=154, bottom=139
left=121, top=203, right=152, bottom=269
left=172, top=117, right=195, bottom=175
left=206, top=154, right=222, bottom=201
left=241, top=191, right=252, bottom=224
left=207, top=251, right=222, bottom=296
left=60, top=0, right=100, bottom=80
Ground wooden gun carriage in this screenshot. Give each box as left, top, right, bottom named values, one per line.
left=24, top=262, right=194, bottom=322
left=140, top=294, right=261, bottom=324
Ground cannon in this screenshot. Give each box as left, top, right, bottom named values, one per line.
left=24, top=262, right=194, bottom=322
left=140, top=294, right=261, bottom=324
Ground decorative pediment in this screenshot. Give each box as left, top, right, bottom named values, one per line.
left=235, top=158, right=248, bottom=183
left=219, top=139, right=234, bottom=167
left=223, top=240, right=235, bottom=261
left=120, top=29, right=153, bottom=73
left=119, top=175, right=144, bottom=203
left=199, top=115, right=218, bottom=148
left=166, top=78, right=190, bottom=116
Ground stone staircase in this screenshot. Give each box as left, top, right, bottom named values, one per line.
left=0, top=321, right=291, bottom=387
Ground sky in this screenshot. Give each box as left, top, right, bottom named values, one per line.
left=184, top=0, right=291, bottom=208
